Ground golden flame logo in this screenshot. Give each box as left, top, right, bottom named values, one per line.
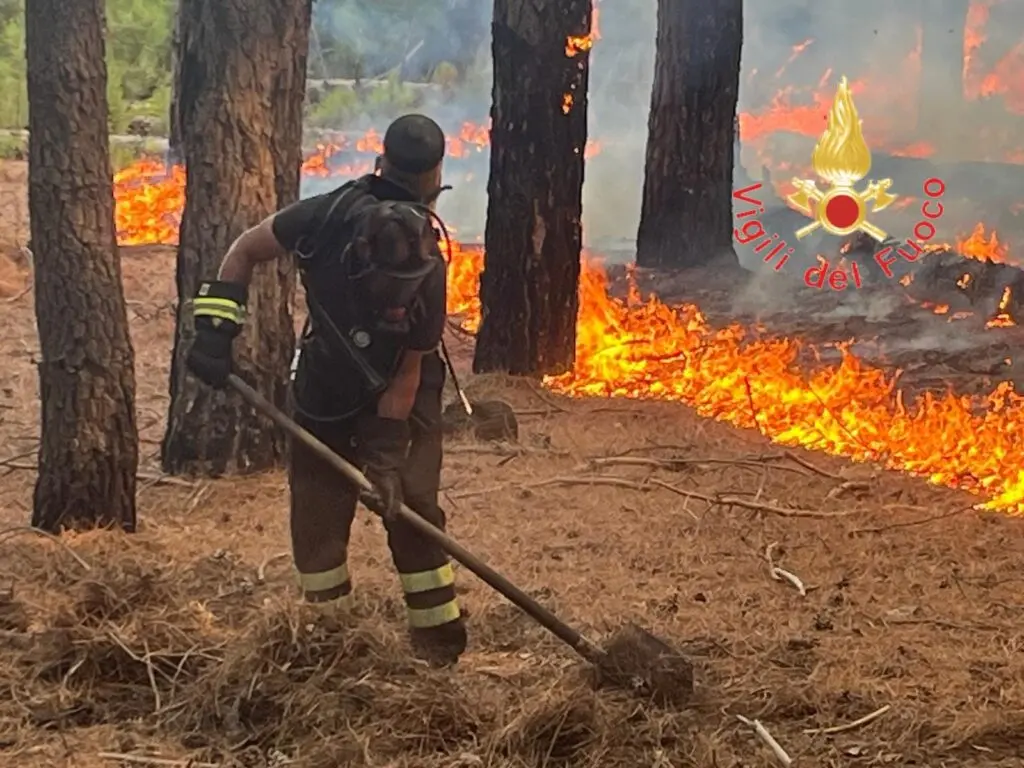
left=787, top=76, right=897, bottom=241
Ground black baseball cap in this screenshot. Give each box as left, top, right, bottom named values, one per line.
left=383, top=114, right=445, bottom=174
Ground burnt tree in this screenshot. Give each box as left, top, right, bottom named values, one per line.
left=26, top=0, right=138, bottom=532
left=162, top=0, right=311, bottom=475
left=636, top=0, right=743, bottom=269
left=473, top=0, right=592, bottom=376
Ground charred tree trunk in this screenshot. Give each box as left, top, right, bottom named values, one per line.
left=472, top=0, right=592, bottom=377
left=918, top=0, right=967, bottom=149
left=26, top=0, right=138, bottom=532
left=636, top=0, right=743, bottom=269
left=161, top=0, right=311, bottom=476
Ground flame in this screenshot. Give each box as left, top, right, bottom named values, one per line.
left=957, top=223, right=1014, bottom=264
left=986, top=285, right=1016, bottom=327
left=566, top=6, right=600, bottom=57
left=810, top=77, right=872, bottom=186
left=111, top=126, right=601, bottom=245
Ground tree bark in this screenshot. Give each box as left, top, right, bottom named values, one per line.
left=161, top=0, right=311, bottom=476
left=269, top=2, right=312, bottom=207
left=25, top=0, right=138, bottom=532
left=636, top=0, right=743, bottom=269
left=472, top=0, right=592, bottom=377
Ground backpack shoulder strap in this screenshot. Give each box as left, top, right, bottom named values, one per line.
left=294, top=175, right=379, bottom=264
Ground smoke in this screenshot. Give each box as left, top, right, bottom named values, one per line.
left=307, top=0, right=1023, bottom=274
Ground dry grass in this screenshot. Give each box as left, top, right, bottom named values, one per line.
left=2, top=167, right=1024, bottom=766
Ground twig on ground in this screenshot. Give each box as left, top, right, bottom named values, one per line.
left=803, top=704, right=891, bottom=735
left=851, top=505, right=974, bottom=534
left=576, top=455, right=811, bottom=477
left=0, top=526, right=92, bottom=570
left=97, top=753, right=218, bottom=768
left=648, top=479, right=852, bottom=518
left=1, top=462, right=194, bottom=489
left=257, top=552, right=290, bottom=583
left=0, top=448, right=36, bottom=468
left=525, top=381, right=571, bottom=413
left=826, top=480, right=871, bottom=500
left=142, top=639, right=162, bottom=713
left=765, top=542, right=807, bottom=596
left=4, top=284, right=31, bottom=303
left=447, top=443, right=566, bottom=458
left=783, top=450, right=842, bottom=480
left=735, top=714, right=793, bottom=766
left=448, top=474, right=648, bottom=500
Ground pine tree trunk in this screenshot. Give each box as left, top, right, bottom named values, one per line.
left=270, top=2, right=312, bottom=206
left=636, top=0, right=743, bottom=269
left=25, top=0, right=138, bottom=532
left=161, top=0, right=310, bottom=476
left=472, top=0, right=592, bottom=377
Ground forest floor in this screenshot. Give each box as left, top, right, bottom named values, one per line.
left=1, top=160, right=1024, bottom=767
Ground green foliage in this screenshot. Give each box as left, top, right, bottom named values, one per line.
left=0, top=0, right=482, bottom=133
left=0, top=132, right=25, bottom=159
left=306, top=75, right=423, bottom=128
left=0, top=1, right=26, bottom=129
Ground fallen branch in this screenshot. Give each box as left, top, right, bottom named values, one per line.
left=648, top=479, right=852, bottom=518
left=448, top=474, right=647, bottom=500
left=783, top=450, right=842, bottom=480
left=0, top=462, right=195, bottom=489
left=450, top=473, right=851, bottom=517
left=803, top=704, right=891, bottom=735
left=826, top=480, right=871, bottom=500
left=765, top=542, right=807, bottom=596
left=576, top=455, right=812, bottom=477
left=736, top=714, right=793, bottom=766
left=851, top=505, right=974, bottom=534
left=98, top=752, right=219, bottom=768
left=0, top=526, right=92, bottom=570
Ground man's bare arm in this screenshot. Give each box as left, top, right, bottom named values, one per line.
left=377, top=350, right=424, bottom=420
left=217, top=216, right=288, bottom=285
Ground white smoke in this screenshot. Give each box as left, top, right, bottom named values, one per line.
left=305, top=0, right=1024, bottom=267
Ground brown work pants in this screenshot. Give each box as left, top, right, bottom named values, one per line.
left=287, top=374, right=459, bottom=631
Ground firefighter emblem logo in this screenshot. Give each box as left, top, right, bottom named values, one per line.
left=787, top=76, right=898, bottom=242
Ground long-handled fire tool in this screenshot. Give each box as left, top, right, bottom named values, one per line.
left=228, top=373, right=694, bottom=705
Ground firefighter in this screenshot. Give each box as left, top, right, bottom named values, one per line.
left=185, top=114, right=466, bottom=665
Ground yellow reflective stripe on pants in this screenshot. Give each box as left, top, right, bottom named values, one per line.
left=193, top=297, right=243, bottom=323
left=407, top=599, right=460, bottom=628
left=399, top=563, right=454, bottom=594
left=297, top=562, right=350, bottom=592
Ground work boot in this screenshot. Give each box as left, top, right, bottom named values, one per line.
left=410, top=618, right=467, bottom=667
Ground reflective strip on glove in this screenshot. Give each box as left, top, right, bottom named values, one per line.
left=399, top=563, right=454, bottom=594
left=193, top=296, right=245, bottom=324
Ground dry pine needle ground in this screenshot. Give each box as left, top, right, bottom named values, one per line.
left=0, top=222, right=1024, bottom=766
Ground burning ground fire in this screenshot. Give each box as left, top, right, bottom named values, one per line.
left=112, top=145, right=1023, bottom=515
left=107, top=3, right=1024, bottom=514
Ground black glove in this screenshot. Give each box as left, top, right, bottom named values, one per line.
left=357, top=415, right=410, bottom=519
left=187, top=280, right=247, bottom=389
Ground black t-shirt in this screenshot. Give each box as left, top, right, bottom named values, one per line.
left=271, top=175, right=447, bottom=353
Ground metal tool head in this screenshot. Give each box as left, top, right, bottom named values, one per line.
left=591, top=624, right=694, bottom=707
